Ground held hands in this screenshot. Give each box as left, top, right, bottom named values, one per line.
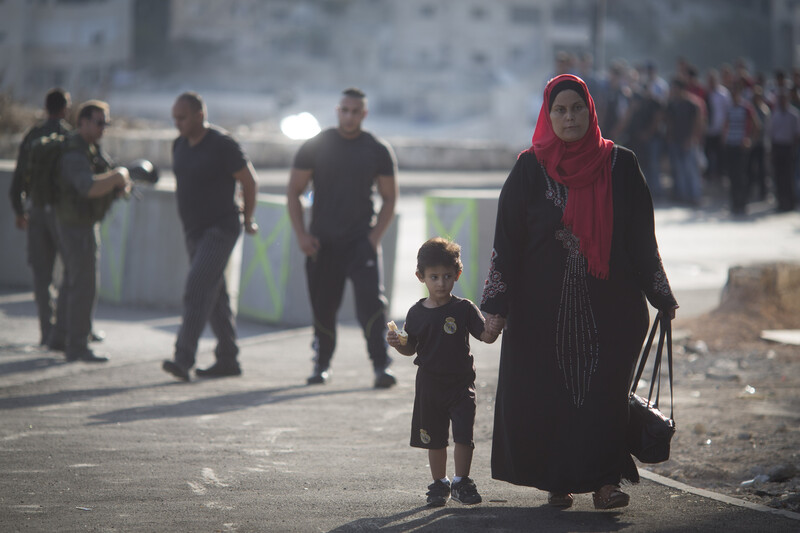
left=483, top=313, right=506, bottom=341
left=479, top=313, right=505, bottom=344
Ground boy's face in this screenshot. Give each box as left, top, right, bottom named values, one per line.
left=416, top=265, right=461, bottom=301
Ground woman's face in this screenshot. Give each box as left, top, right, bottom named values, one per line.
left=549, top=89, right=590, bottom=143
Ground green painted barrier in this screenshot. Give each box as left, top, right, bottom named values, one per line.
left=424, top=189, right=500, bottom=304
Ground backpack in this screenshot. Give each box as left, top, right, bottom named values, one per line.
left=26, top=132, right=67, bottom=207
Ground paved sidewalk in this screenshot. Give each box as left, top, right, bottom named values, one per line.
left=1, top=292, right=799, bottom=532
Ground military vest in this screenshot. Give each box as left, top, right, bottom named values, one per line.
left=20, top=119, right=71, bottom=207
left=55, top=133, right=115, bottom=226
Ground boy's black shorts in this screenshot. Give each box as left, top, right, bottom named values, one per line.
left=410, top=369, right=476, bottom=449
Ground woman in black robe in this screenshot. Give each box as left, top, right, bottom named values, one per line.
left=480, top=75, right=678, bottom=509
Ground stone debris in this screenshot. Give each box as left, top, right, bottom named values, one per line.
left=767, top=464, right=798, bottom=483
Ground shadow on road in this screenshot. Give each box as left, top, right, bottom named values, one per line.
left=0, top=382, right=168, bottom=410
left=328, top=505, right=630, bottom=532
left=86, top=384, right=373, bottom=426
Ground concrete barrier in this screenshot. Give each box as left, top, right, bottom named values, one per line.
left=0, top=161, right=35, bottom=288
left=95, top=184, right=194, bottom=308
left=424, top=189, right=499, bottom=303
left=2, top=163, right=398, bottom=326
left=238, top=194, right=398, bottom=326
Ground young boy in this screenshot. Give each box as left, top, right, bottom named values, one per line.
left=387, top=237, right=503, bottom=507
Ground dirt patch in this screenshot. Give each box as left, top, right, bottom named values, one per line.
left=660, top=301, right=800, bottom=513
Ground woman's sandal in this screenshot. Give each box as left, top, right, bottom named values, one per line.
left=592, top=485, right=630, bottom=510
left=548, top=492, right=574, bottom=508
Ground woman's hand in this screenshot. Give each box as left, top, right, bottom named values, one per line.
left=484, top=313, right=506, bottom=336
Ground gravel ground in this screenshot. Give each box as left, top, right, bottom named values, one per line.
left=649, top=306, right=800, bottom=513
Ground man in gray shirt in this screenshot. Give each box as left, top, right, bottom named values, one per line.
left=55, top=100, right=130, bottom=362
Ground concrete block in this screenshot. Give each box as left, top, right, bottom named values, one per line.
left=238, top=193, right=399, bottom=326
left=3, top=157, right=399, bottom=327
left=424, top=189, right=499, bottom=303
left=721, top=261, right=800, bottom=315
left=97, top=185, right=192, bottom=309
left=0, top=162, right=33, bottom=289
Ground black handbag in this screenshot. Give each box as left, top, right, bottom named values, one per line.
left=627, top=311, right=676, bottom=464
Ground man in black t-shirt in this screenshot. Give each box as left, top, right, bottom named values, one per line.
left=162, top=92, right=258, bottom=382
left=287, top=87, right=398, bottom=388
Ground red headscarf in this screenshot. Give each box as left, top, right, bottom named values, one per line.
left=526, top=74, right=614, bottom=279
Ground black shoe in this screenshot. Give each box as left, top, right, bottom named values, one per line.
left=90, top=330, right=105, bottom=343
left=195, top=362, right=241, bottom=378
left=307, top=366, right=330, bottom=385
left=374, top=368, right=397, bottom=389
left=65, top=349, right=108, bottom=363
left=426, top=479, right=451, bottom=507
left=451, top=477, right=482, bottom=505
left=162, top=360, right=190, bottom=382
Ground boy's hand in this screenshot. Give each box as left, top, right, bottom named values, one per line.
left=387, top=329, right=415, bottom=356
left=484, top=313, right=506, bottom=337
left=386, top=330, right=403, bottom=348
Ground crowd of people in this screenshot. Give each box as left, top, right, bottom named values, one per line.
left=556, top=52, right=800, bottom=214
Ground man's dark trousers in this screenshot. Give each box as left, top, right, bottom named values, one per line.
left=174, top=225, right=240, bottom=371
left=27, top=205, right=65, bottom=344
left=305, top=236, right=390, bottom=372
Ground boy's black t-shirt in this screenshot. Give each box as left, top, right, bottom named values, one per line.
left=403, top=296, right=486, bottom=376
left=173, top=126, right=248, bottom=239
left=292, top=128, right=396, bottom=245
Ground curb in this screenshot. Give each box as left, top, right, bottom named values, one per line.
left=639, top=469, right=800, bottom=521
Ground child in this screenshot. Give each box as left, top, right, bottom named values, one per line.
left=387, top=237, right=503, bottom=507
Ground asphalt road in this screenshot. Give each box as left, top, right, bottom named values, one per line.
left=1, top=293, right=799, bottom=532
left=2, top=176, right=800, bottom=531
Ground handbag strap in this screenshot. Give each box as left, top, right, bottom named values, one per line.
left=665, top=316, right=674, bottom=419
left=638, top=312, right=675, bottom=420
left=630, top=311, right=661, bottom=396
left=631, top=311, right=674, bottom=419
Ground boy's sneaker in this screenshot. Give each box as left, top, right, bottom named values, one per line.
left=426, top=479, right=451, bottom=507
left=451, top=477, right=482, bottom=505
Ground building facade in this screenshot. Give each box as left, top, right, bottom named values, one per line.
left=0, top=0, right=134, bottom=101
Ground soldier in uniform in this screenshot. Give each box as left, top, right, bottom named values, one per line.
left=54, top=100, right=130, bottom=362
left=8, top=88, right=71, bottom=345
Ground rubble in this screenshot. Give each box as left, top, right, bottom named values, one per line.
left=658, top=262, right=800, bottom=514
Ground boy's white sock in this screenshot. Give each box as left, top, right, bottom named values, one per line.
left=440, top=477, right=450, bottom=484
left=452, top=476, right=462, bottom=484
